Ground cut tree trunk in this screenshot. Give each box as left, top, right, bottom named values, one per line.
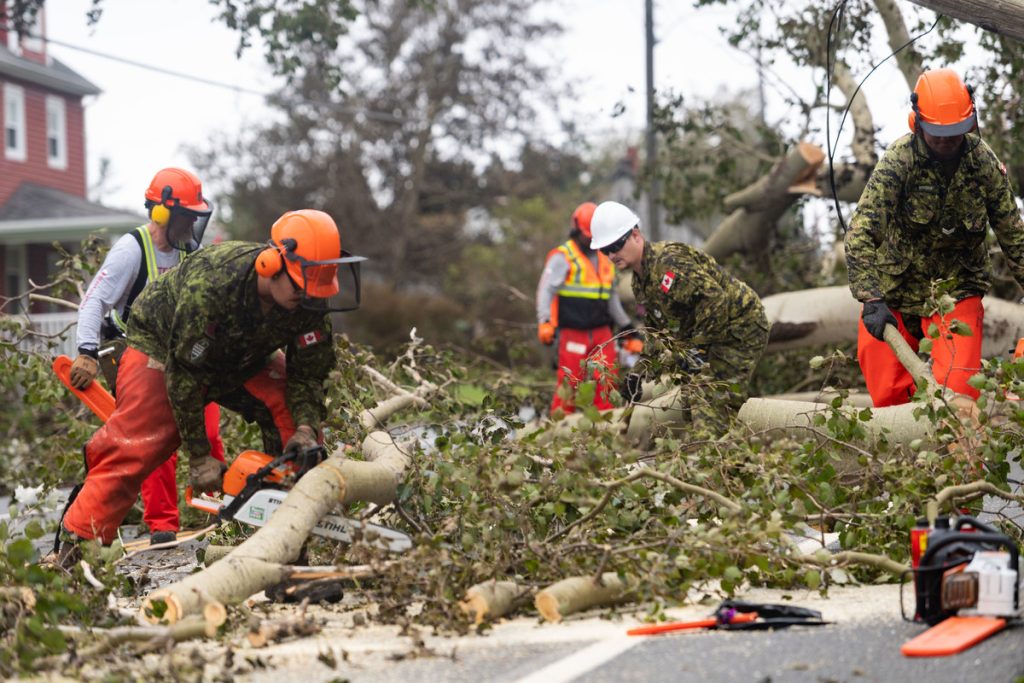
left=140, top=430, right=413, bottom=624
left=460, top=580, right=530, bottom=625
left=534, top=573, right=636, bottom=623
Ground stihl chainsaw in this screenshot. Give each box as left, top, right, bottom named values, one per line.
left=52, top=354, right=412, bottom=553
left=185, top=447, right=412, bottom=553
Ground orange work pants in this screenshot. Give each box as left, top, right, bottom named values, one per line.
left=138, top=403, right=225, bottom=533
left=64, top=348, right=299, bottom=543
left=551, top=326, right=618, bottom=414
left=857, top=296, right=983, bottom=407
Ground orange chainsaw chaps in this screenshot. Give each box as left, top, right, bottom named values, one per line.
left=222, top=450, right=287, bottom=496
left=52, top=355, right=115, bottom=422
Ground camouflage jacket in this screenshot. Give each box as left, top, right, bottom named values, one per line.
left=845, top=133, right=1024, bottom=315
left=128, top=242, right=336, bottom=461
left=632, top=241, right=768, bottom=384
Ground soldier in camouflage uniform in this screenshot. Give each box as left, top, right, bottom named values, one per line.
left=589, top=201, right=769, bottom=429
left=845, top=69, right=1024, bottom=407
left=59, top=210, right=363, bottom=554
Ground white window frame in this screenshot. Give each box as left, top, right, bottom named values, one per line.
left=46, top=95, right=67, bottom=169
left=4, top=83, right=27, bottom=162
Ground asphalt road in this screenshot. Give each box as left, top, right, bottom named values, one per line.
left=240, top=617, right=1024, bottom=683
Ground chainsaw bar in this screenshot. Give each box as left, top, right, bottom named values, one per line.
left=190, top=489, right=412, bottom=553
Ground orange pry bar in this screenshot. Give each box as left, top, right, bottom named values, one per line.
left=627, top=611, right=758, bottom=636
left=52, top=354, right=115, bottom=422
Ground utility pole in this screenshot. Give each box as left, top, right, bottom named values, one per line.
left=645, top=0, right=661, bottom=241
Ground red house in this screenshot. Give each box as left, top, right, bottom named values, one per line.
left=0, top=7, right=141, bottom=321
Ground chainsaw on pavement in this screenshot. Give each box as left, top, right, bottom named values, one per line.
left=901, top=515, right=1020, bottom=657
left=52, top=354, right=412, bottom=554
left=185, top=446, right=413, bottom=553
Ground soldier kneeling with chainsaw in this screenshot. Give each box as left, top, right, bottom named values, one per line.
left=54, top=209, right=366, bottom=567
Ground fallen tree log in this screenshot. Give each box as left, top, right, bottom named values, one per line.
left=534, top=573, right=636, bottom=623
left=459, top=580, right=531, bottom=625
left=703, top=143, right=825, bottom=262
left=140, top=430, right=412, bottom=624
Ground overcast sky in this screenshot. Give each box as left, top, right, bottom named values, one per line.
left=45, top=0, right=917, bottom=214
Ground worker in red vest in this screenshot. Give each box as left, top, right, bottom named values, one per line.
left=536, top=202, right=635, bottom=414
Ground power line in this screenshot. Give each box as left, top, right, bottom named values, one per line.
left=0, top=21, right=415, bottom=125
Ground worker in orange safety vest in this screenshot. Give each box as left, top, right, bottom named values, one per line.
left=536, top=202, right=638, bottom=414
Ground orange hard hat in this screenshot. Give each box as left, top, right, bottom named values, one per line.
left=571, top=202, right=598, bottom=239
left=267, top=210, right=342, bottom=298
left=908, top=69, right=976, bottom=137
left=145, top=167, right=210, bottom=212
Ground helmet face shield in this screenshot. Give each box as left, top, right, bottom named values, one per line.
left=283, top=248, right=367, bottom=313
left=166, top=203, right=213, bottom=252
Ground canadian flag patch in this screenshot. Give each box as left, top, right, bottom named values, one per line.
left=297, top=329, right=325, bottom=348
left=660, top=271, right=676, bottom=293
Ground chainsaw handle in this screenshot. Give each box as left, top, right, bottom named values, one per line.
left=920, top=531, right=1019, bottom=572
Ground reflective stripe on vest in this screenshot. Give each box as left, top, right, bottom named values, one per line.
left=556, top=239, right=614, bottom=301
left=111, top=226, right=180, bottom=331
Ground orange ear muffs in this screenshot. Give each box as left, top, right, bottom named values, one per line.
left=907, top=110, right=917, bottom=133
left=255, top=246, right=285, bottom=277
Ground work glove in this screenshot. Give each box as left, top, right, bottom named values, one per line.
left=69, top=352, right=100, bottom=390
left=862, top=300, right=898, bottom=341
left=189, top=455, right=227, bottom=494
left=537, top=321, right=556, bottom=345
left=284, top=425, right=319, bottom=457
left=620, top=372, right=644, bottom=403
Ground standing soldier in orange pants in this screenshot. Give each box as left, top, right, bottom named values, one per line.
left=845, top=69, right=1024, bottom=406
left=69, top=168, right=225, bottom=545
left=536, top=202, right=634, bottom=414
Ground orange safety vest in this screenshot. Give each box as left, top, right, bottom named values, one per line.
left=549, top=238, right=615, bottom=330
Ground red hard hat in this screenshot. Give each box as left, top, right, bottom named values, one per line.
left=571, top=202, right=598, bottom=239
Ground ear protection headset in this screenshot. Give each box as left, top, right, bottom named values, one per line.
left=908, top=83, right=976, bottom=134
left=149, top=185, right=174, bottom=226
left=255, top=238, right=299, bottom=279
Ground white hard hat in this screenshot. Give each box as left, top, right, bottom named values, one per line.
left=590, top=201, right=640, bottom=250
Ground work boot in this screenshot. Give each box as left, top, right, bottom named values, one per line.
left=150, top=530, right=178, bottom=546
left=41, top=528, right=84, bottom=570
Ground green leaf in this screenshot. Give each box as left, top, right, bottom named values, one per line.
left=23, top=520, right=45, bottom=540
left=919, top=338, right=933, bottom=353
left=927, top=323, right=940, bottom=339
left=6, top=538, right=36, bottom=566
left=948, top=319, right=972, bottom=337
left=809, top=356, right=825, bottom=369
left=803, top=569, right=822, bottom=590
left=722, top=565, right=742, bottom=582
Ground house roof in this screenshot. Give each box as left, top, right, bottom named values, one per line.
left=0, top=45, right=100, bottom=97
left=0, top=183, right=143, bottom=243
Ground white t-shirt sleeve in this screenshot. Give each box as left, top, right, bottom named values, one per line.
left=536, top=252, right=569, bottom=323
left=75, top=234, right=143, bottom=352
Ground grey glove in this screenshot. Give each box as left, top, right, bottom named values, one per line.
left=189, top=456, right=227, bottom=494
left=284, top=425, right=318, bottom=457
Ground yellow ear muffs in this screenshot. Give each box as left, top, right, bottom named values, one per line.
left=255, top=246, right=285, bottom=277
left=150, top=203, right=170, bottom=225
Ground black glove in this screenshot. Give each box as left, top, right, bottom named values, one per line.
left=620, top=372, right=644, bottom=403
left=862, top=300, right=898, bottom=341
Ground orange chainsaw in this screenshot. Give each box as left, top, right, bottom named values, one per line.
left=53, top=355, right=412, bottom=553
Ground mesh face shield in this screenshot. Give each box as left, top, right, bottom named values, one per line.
left=166, top=203, right=214, bottom=253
